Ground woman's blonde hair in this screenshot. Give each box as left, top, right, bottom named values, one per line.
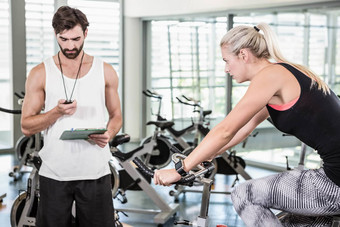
left=220, top=22, right=330, bottom=94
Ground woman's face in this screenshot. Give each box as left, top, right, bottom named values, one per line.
left=221, top=45, right=247, bottom=83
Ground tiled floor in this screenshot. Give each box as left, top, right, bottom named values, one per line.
left=0, top=149, right=276, bottom=227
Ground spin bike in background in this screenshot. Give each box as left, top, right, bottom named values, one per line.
left=143, top=90, right=212, bottom=151
left=10, top=133, right=124, bottom=227
left=141, top=90, right=213, bottom=170
left=0, top=92, right=44, bottom=181
left=142, top=90, right=250, bottom=186
left=10, top=132, right=42, bottom=227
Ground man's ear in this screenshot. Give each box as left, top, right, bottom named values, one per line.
left=84, top=28, right=88, bottom=38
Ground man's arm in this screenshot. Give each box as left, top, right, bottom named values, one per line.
left=21, top=63, right=77, bottom=137
left=89, top=62, right=122, bottom=147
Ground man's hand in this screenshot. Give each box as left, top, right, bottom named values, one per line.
left=57, top=99, right=77, bottom=115
left=88, top=131, right=111, bottom=148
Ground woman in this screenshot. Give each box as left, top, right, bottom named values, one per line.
left=153, top=22, right=340, bottom=226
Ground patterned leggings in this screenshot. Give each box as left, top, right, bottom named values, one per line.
left=231, top=168, right=340, bottom=227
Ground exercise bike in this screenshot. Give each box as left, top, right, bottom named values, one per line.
left=141, top=90, right=216, bottom=175
left=10, top=132, right=123, bottom=227
left=0, top=193, right=6, bottom=203
left=142, top=90, right=251, bottom=198
left=0, top=92, right=44, bottom=181
left=132, top=147, right=216, bottom=227
left=142, top=90, right=212, bottom=152
left=109, top=133, right=179, bottom=225
left=10, top=133, right=42, bottom=227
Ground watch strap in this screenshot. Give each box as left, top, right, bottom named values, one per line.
left=175, top=160, right=187, bottom=176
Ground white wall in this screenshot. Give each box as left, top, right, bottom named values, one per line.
left=123, top=17, right=143, bottom=141
left=124, top=0, right=337, bottom=18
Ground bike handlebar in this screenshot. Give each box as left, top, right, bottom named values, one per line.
left=182, top=95, right=199, bottom=104
left=0, top=91, right=25, bottom=114
left=133, top=146, right=215, bottom=186
left=0, top=107, right=21, bottom=114
left=176, top=96, right=200, bottom=107
left=142, top=89, right=162, bottom=100
left=14, top=92, right=25, bottom=99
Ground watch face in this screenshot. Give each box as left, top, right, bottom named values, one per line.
left=175, top=160, right=187, bottom=176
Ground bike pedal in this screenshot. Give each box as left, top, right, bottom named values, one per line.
left=174, top=220, right=191, bottom=225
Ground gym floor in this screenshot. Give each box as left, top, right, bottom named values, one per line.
left=0, top=150, right=277, bottom=227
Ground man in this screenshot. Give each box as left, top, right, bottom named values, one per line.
left=21, top=6, right=122, bottom=227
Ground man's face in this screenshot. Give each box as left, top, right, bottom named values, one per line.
left=56, top=24, right=87, bottom=59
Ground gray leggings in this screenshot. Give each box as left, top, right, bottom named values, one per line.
left=231, top=168, right=340, bottom=227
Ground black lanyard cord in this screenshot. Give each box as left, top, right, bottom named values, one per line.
left=57, top=51, right=85, bottom=102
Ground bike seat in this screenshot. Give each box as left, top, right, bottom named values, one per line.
left=109, top=134, right=130, bottom=147
left=203, top=110, right=212, bottom=117
left=168, top=124, right=194, bottom=137
left=111, top=145, right=144, bottom=162
left=193, top=110, right=212, bottom=117
left=146, top=121, right=175, bottom=130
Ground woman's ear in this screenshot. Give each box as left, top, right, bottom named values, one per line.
left=239, top=49, right=248, bottom=62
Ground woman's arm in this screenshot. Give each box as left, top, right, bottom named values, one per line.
left=212, top=107, right=269, bottom=158
left=154, top=65, right=284, bottom=186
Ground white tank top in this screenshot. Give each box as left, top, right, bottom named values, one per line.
left=39, top=56, right=111, bottom=181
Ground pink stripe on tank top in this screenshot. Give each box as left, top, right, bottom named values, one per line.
left=268, top=97, right=299, bottom=111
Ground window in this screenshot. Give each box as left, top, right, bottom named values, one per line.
left=68, top=0, right=121, bottom=74
left=308, top=14, right=327, bottom=78
left=0, top=0, right=12, bottom=149
left=0, top=0, right=121, bottom=151
left=232, top=12, right=330, bottom=169
left=25, top=0, right=55, bottom=75
left=25, top=0, right=121, bottom=76
left=149, top=19, right=227, bottom=131
left=148, top=10, right=340, bottom=169
left=334, top=16, right=340, bottom=94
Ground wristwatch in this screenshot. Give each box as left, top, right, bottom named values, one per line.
left=175, top=159, right=188, bottom=176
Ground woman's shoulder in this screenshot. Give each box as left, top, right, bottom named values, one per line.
left=253, top=63, right=288, bottom=82
left=260, top=63, right=288, bottom=74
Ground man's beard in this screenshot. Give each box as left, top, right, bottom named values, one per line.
left=59, top=42, right=84, bottom=59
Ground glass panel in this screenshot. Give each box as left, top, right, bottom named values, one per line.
left=25, top=0, right=55, bottom=75
left=0, top=0, right=12, bottom=149
left=150, top=20, right=227, bottom=124
left=148, top=9, right=340, bottom=170
left=233, top=12, right=326, bottom=169
left=68, top=0, right=121, bottom=75
left=308, top=14, right=327, bottom=77
left=333, top=16, right=340, bottom=94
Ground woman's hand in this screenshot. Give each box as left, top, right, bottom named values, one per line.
left=153, top=168, right=182, bottom=186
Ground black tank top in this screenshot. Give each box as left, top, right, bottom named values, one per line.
left=266, top=63, right=340, bottom=186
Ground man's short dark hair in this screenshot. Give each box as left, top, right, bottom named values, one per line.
left=52, top=6, right=89, bottom=35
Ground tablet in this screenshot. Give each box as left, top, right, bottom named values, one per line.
left=60, top=128, right=107, bottom=140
